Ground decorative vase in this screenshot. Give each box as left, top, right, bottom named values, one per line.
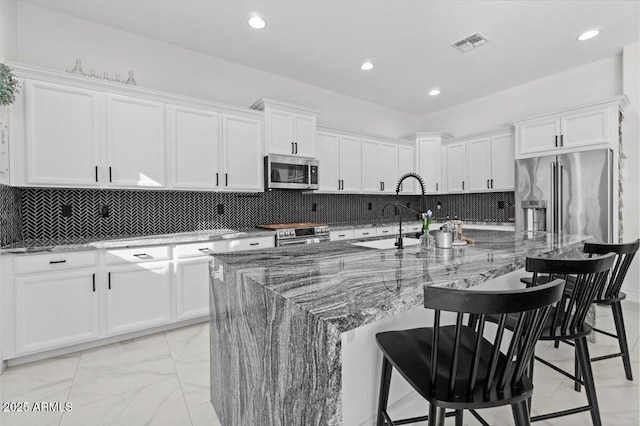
left=421, top=231, right=434, bottom=249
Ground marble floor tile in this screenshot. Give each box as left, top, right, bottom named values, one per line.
left=80, top=333, right=168, bottom=363
left=59, top=376, right=191, bottom=426
left=188, top=400, right=223, bottom=426
left=174, top=350, right=210, bottom=409
left=67, top=342, right=176, bottom=408
left=0, top=353, right=79, bottom=400
left=165, top=322, right=210, bottom=362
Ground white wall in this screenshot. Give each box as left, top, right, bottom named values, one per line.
left=15, top=2, right=420, bottom=138
left=417, top=55, right=622, bottom=137
left=0, top=0, right=18, bottom=62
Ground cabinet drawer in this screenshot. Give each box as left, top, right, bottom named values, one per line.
left=376, top=226, right=396, bottom=237
left=214, top=236, right=275, bottom=253
left=353, top=228, right=376, bottom=239
left=330, top=229, right=355, bottom=241
left=401, top=223, right=422, bottom=234
left=14, top=251, right=97, bottom=275
left=174, top=242, right=216, bottom=259
left=106, top=246, right=170, bottom=264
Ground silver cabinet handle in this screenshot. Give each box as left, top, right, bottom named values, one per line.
left=487, top=179, right=490, bottom=189
left=560, top=134, right=564, bottom=147
left=291, top=142, right=295, bottom=154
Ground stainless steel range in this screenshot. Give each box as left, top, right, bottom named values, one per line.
left=256, top=222, right=330, bottom=247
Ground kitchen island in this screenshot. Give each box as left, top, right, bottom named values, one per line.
left=208, top=230, right=590, bottom=426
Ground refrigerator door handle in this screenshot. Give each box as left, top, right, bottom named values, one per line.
left=558, top=161, right=563, bottom=235
left=550, top=161, right=556, bottom=234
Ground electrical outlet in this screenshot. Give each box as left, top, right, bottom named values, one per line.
left=498, top=201, right=505, bottom=209
left=436, top=202, right=442, bottom=210
left=99, top=204, right=110, bottom=218
left=311, top=202, right=317, bottom=212
left=217, top=204, right=224, bottom=215
left=61, top=204, right=72, bottom=218
left=368, top=202, right=372, bottom=210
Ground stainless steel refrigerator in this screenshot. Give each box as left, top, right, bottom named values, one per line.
left=515, top=149, right=614, bottom=243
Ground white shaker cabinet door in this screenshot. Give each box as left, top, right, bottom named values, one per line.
left=316, top=131, right=341, bottom=191
left=397, top=144, right=415, bottom=194
left=24, top=80, right=101, bottom=186
left=361, top=139, right=380, bottom=192
left=466, top=137, right=492, bottom=192
left=266, top=109, right=294, bottom=155
left=106, top=95, right=166, bottom=188
left=222, top=114, right=263, bottom=191
left=175, top=257, right=211, bottom=320
left=417, top=138, right=442, bottom=194
left=517, top=116, right=560, bottom=157
left=170, top=106, right=220, bottom=190
left=292, top=113, right=316, bottom=157
left=339, top=135, right=362, bottom=193
left=15, top=270, right=99, bottom=355
left=106, top=262, right=172, bottom=336
left=379, top=142, right=399, bottom=194
left=444, top=142, right=467, bottom=193
left=490, top=133, right=515, bottom=191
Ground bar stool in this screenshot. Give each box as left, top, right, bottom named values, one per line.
left=524, top=254, right=615, bottom=426
left=577, top=239, right=639, bottom=384
left=375, top=279, right=565, bottom=426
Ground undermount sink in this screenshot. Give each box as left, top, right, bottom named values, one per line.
left=351, top=237, right=421, bottom=250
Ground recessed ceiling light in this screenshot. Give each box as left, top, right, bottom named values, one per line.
left=248, top=15, right=266, bottom=30
left=361, top=61, right=374, bottom=71
left=577, top=29, right=599, bottom=41
left=429, top=89, right=441, bottom=96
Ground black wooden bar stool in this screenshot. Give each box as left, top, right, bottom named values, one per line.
left=568, top=239, right=639, bottom=391
left=523, top=254, right=615, bottom=426
left=375, top=279, right=565, bottom=426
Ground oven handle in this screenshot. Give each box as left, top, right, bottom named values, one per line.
left=278, top=237, right=329, bottom=247
left=307, top=159, right=312, bottom=189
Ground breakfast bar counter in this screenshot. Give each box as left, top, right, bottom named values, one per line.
left=208, top=230, right=591, bottom=426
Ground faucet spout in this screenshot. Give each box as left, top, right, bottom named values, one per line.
left=391, top=172, right=427, bottom=249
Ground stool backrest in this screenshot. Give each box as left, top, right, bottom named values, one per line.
left=583, top=239, right=640, bottom=301
left=423, top=280, right=565, bottom=401
left=525, top=253, right=615, bottom=335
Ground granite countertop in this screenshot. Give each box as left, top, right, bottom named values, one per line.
left=331, top=220, right=516, bottom=231
left=210, top=229, right=589, bottom=333
left=0, top=228, right=275, bottom=255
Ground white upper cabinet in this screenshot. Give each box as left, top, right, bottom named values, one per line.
left=362, top=139, right=398, bottom=193
left=316, top=131, right=362, bottom=192
left=489, top=132, right=515, bottom=191
left=444, top=141, right=467, bottom=193
left=24, top=80, right=102, bottom=186
left=252, top=98, right=319, bottom=157
left=106, top=95, right=166, bottom=188
left=169, top=106, right=220, bottom=190
left=397, top=144, right=415, bottom=194
left=466, top=137, right=492, bottom=192
left=316, top=131, right=340, bottom=191
left=222, top=114, right=264, bottom=191
left=411, top=132, right=454, bottom=194
left=514, top=97, right=627, bottom=159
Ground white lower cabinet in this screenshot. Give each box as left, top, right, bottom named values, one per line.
left=105, top=262, right=172, bottom=335
left=15, top=269, right=99, bottom=355
left=175, top=258, right=211, bottom=320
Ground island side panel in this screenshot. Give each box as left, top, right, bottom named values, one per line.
left=209, top=258, right=343, bottom=426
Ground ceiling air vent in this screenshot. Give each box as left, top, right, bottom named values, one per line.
left=452, top=33, right=490, bottom=53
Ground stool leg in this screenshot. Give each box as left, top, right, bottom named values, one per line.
left=428, top=404, right=446, bottom=426
left=512, top=400, right=531, bottom=426
left=574, top=347, right=582, bottom=392
left=455, top=410, right=463, bottom=426
left=377, top=356, right=393, bottom=426
left=612, top=302, right=633, bottom=381
left=576, top=337, right=602, bottom=426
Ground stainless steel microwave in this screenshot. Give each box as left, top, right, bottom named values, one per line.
left=264, top=155, right=319, bottom=190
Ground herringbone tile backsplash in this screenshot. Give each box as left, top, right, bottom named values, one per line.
left=1, top=187, right=514, bottom=246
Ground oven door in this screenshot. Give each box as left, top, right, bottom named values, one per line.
left=265, top=155, right=319, bottom=190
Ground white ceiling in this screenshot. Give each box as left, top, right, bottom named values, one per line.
left=22, top=0, right=640, bottom=115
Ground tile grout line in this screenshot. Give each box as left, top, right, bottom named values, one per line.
left=163, top=329, right=196, bottom=426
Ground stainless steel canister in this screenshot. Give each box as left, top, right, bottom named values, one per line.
left=434, top=230, right=453, bottom=248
